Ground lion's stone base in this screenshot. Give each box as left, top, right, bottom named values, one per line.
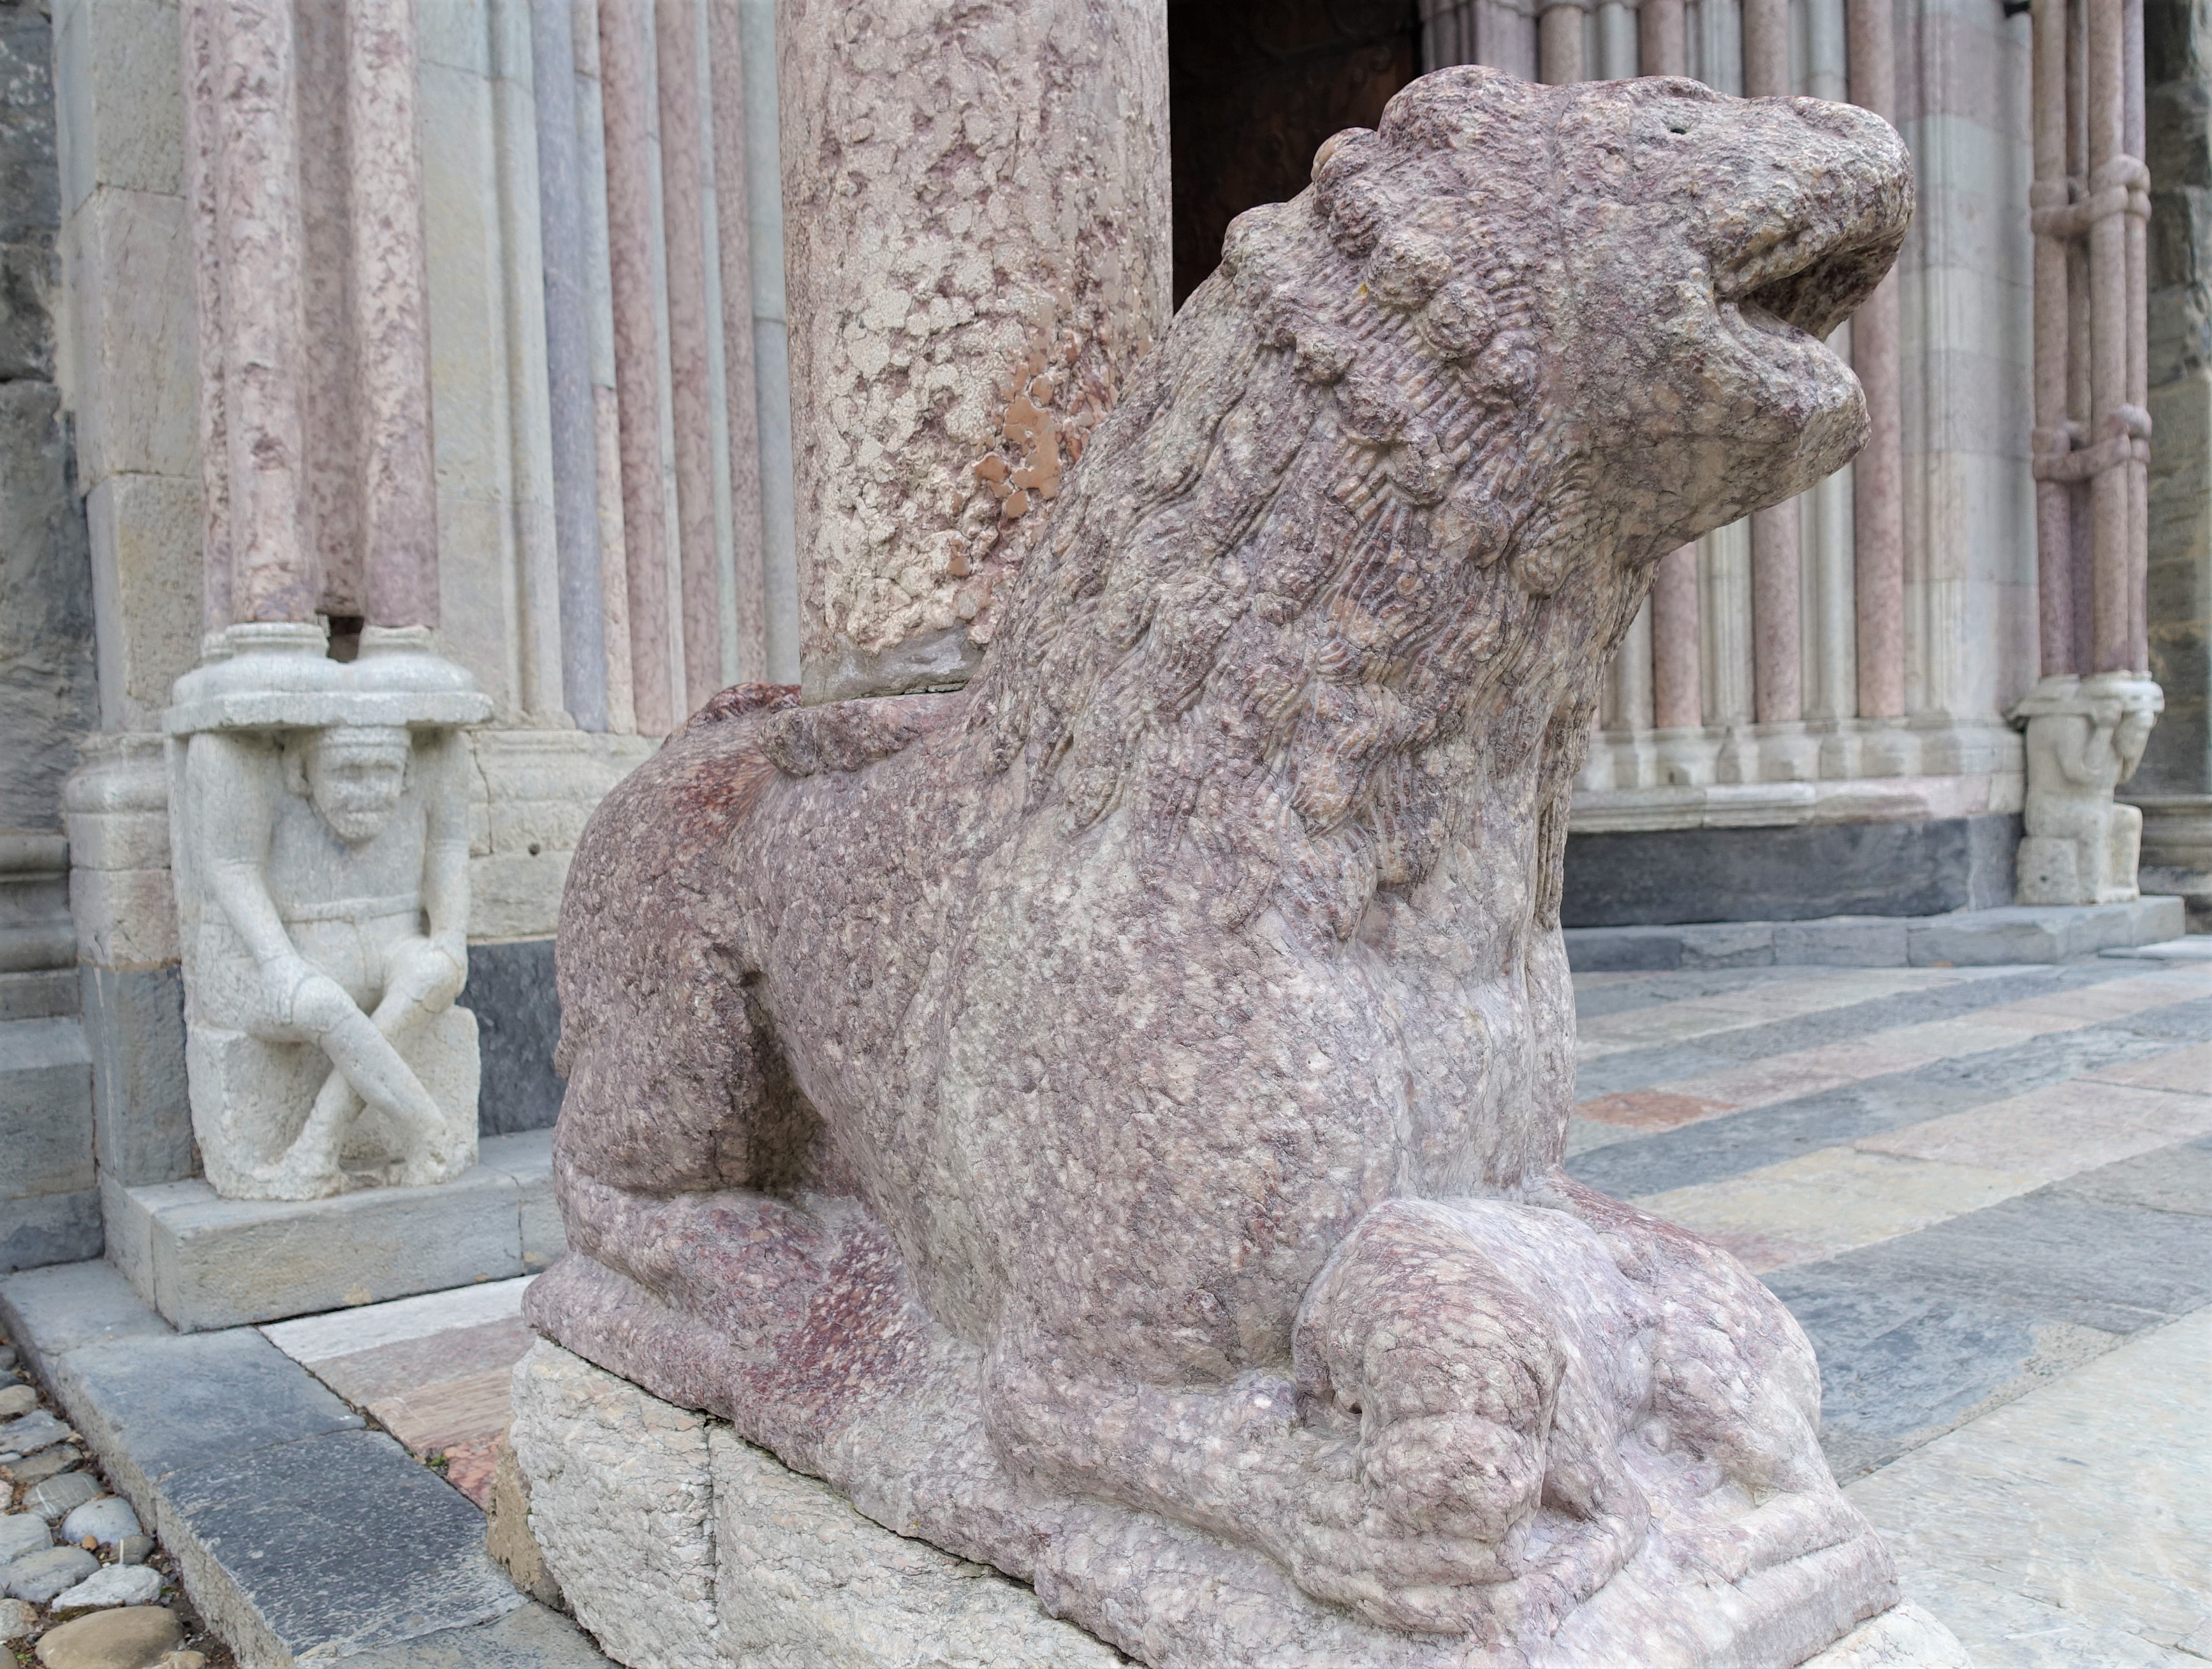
left=502, top=1341, right=1121, bottom=1669
left=501, top=1340, right=1971, bottom=1669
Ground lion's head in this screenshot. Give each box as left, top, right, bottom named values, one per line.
left=977, top=68, right=1910, bottom=940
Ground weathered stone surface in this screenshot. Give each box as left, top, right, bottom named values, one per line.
left=0, top=1594, right=29, bottom=1640
left=166, top=625, right=490, bottom=1200
left=779, top=0, right=1171, bottom=697
left=481, top=1434, right=562, bottom=1612
left=0, top=1383, right=33, bottom=1420
left=532, top=68, right=1920, bottom=1668
left=30, top=1604, right=180, bottom=1669
left=24, top=1471, right=100, bottom=1522
left=1, top=1410, right=72, bottom=1457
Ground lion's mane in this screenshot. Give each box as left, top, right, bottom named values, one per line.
left=971, top=68, right=1648, bottom=942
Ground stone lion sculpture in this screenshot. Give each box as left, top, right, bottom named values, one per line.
left=530, top=68, right=1915, bottom=1666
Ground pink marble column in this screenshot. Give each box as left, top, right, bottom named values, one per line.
left=2123, top=0, right=2150, bottom=671
left=656, top=0, right=721, bottom=715
left=348, top=0, right=439, bottom=628
left=598, top=0, right=674, bottom=734
left=1539, top=0, right=1588, bottom=82
left=2030, top=0, right=2079, bottom=676
left=1848, top=0, right=1905, bottom=716
left=182, top=0, right=316, bottom=629
left=1651, top=547, right=1703, bottom=728
left=707, top=1, right=766, bottom=684
left=1640, top=0, right=1687, bottom=75
left=1743, top=0, right=1803, bottom=724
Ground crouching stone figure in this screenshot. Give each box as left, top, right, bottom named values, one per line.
left=531, top=68, right=1927, bottom=1669
left=2012, top=671, right=2164, bottom=905
left=166, top=622, right=492, bottom=1200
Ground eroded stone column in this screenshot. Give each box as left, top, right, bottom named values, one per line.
left=779, top=0, right=1171, bottom=702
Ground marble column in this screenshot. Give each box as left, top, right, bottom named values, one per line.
left=1743, top=0, right=1803, bottom=729
left=1848, top=0, right=1906, bottom=720
left=534, top=0, right=611, bottom=731
left=656, top=0, right=721, bottom=717
left=182, top=0, right=314, bottom=630
left=1640, top=0, right=1687, bottom=75
left=1540, top=0, right=1589, bottom=82
left=598, top=0, right=675, bottom=735
left=1652, top=547, right=1703, bottom=729
left=707, top=1, right=768, bottom=684
left=778, top=0, right=1171, bottom=702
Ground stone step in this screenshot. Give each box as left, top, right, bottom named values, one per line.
left=0, top=1260, right=606, bottom=1667
left=1564, top=895, right=2189, bottom=972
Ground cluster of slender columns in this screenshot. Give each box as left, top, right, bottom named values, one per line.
left=2030, top=0, right=2153, bottom=678
left=1433, top=0, right=1912, bottom=775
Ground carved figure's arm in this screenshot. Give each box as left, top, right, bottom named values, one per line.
left=414, top=731, right=471, bottom=973
left=194, top=732, right=328, bottom=1015
left=2047, top=714, right=2105, bottom=789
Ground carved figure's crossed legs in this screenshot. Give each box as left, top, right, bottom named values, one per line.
left=261, top=938, right=468, bottom=1195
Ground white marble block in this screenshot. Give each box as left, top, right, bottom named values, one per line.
left=165, top=622, right=492, bottom=1200
left=2011, top=673, right=2164, bottom=906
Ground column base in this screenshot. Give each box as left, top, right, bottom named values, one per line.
left=2127, top=794, right=2212, bottom=931
left=101, top=1129, right=562, bottom=1331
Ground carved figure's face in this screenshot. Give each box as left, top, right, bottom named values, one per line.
left=2116, top=706, right=2155, bottom=773
left=1550, top=77, right=1912, bottom=549
left=304, top=725, right=411, bottom=845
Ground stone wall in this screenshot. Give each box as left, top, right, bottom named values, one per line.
left=0, top=0, right=99, bottom=1273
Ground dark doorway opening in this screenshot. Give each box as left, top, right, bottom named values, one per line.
left=1168, top=0, right=1425, bottom=308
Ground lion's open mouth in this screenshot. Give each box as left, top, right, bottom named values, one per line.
left=1718, top=194, right=1907, bottom=348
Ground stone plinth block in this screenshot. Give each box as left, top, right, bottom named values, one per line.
left=507, top=1342, right=1967, bottom=1669
left=103, top=1130, right=560, bottom=1330
left=504, top=1341, right=1129, bottom=1669
left=166, top=623, right=492, bottom=1201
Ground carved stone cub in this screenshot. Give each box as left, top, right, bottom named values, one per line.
left=530, top=67, right=1915, bottom=1668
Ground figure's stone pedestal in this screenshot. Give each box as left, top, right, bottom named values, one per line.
left=104, top=1128, right=561, bottom=1333
left=500, top=1341, right=1972, bottom=1669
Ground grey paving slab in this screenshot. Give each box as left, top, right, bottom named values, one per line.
left=157, top=1427, right=522, bottom=1666
left=1571, top=966, right=1792, bottom=1021
left=2044, top=1135, right=2212, bottom=1216
left=54, top=1327, right=363, bottom=1509
left=337, top=1600, right=610, bottom=1667
left=1571, top=962, right=2138, bottom=1100
left=1767, top=1174, right=2212, bottom=1480
left=0, top=1258, right=168, bottom=1379
left=1569, top=1019, right=2190, bottom=1197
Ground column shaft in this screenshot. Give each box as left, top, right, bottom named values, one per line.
left=2088, top=0, right=2133, bottom=672
left=187, top=0, right=317, bottom=626
left=1743, top=0, right=1801, bottom=726
left=707, top=0, right=768, bottom=684
left=2030, top=0, right=2076, bottom=676
left=1651, top=546, right=1703, bottom=728
left=598, top=0, right=674, bottom=733
left=348, top=0, right=439, bottom=629
left=1641, top=0, right=1687, bottom=75
left=1741, top=0, right=1790, bottom=98
left=1849, top=0, right=1907, bottom=714
left=1540, top=2, right=1588, bottom=82
left=2123, top=0, right=2149, bottom=671
left=656, top=0, right=721, bottom=715
left=534, top=0, right=610, bottom=729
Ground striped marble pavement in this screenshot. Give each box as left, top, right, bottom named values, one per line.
left=1569, top=953, right=2212, bottom=1668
